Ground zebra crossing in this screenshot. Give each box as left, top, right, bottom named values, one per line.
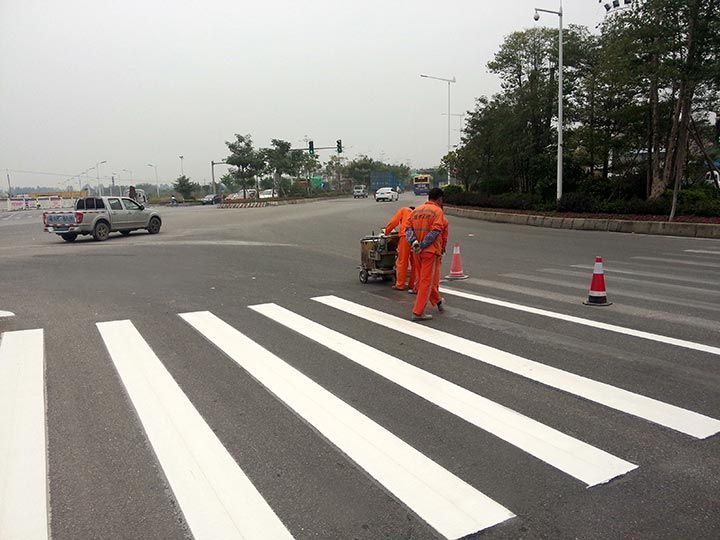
left=2, top=269, right=719, bottom=539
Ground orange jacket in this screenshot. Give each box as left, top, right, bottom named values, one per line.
left=384, top=207, right=413, bottom=236
left=408, top=201, right=448, bottom=255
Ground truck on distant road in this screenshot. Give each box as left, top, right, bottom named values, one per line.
left=43, top=196, right=162, bottom=242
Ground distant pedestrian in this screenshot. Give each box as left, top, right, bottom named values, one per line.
left=383, top=206, right=416, bottom=291
left=406, top=188, right=448, bottom=321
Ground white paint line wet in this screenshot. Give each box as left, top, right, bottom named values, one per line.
left=313, top=296, right=720, bottom=439
left=684, top=249, right=720, bottom=255
left=181, top=310, right=515, bottom=539
left=97, top=320, right=291, bottom=540
left=251, top=303, right=636, bottom=487
left=632, top=256, right=720, bottom=269
left=0, top=329, right=48, bottom=540
left=0, top=311, right=14, bottom=318
left=569, top=265, right=720, bottom=287
left=438, top=286, right=720, bottom=358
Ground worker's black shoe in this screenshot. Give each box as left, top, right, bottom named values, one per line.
left=411, top=313, right=433, bottom=322
left=436, top=301, right=445, bottom=313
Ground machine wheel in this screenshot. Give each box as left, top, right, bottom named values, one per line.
left=359, top=269, right=369, bottom=283
left=381, top=274, right=393, bottom=282
left=61, top=233, right=77, bottom=242
left=147, top=217, right=161, bottom=234
left=120, top=230, right=131, bottom=236
left=93, top=221, right=110, bottom=241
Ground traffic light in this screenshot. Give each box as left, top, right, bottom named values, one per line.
left=308, top=140, right=315, bottom=155
left=336, top=139, right=343, bottom=154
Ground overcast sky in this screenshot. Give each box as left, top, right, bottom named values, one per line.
left=1, top=0, right=606, bottom=189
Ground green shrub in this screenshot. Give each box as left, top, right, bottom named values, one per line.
left=441, top=185, right=464, bottom=198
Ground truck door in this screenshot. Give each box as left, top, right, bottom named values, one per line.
left=121, top=198, right=146, bottom=227
left=107, top=197, right=130, bottom=229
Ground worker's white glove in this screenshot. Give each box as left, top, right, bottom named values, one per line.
left=411, top=240, right=421, bottom=254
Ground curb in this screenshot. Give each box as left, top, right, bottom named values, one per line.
left=444, top=206, right=720, bottom=239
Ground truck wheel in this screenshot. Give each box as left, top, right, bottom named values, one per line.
left=147, top=217, right=161, bottom=234
left=61, top=233, right=77, bottom=242
left=359, top=269, right=369, bottom=284
left=120, top=230, right=131, bottom=236
left=93, top=221, right=110, bottom=241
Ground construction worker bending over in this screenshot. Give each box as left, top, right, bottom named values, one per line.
left=406, top=188, right=448, bottom=321
left=383, top=206, right=416, bottom=291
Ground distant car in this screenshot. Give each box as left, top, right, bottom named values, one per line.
left=201, top=194, right=223, bottom=205
left=375, top=187, right=399, bottom=202
left=353, top=185, right=368, bottom=198
left=259, top=189, right=279, bottom=199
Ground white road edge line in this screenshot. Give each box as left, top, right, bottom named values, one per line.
left=0, top=311, right=14, bottom=318
left=0, top=329, right=48, bottom=540
left=438, top=286, right=720, bottom=358
left=250, top=303, right=637, bottom=487
left=313, top=296, right=720, bottom=440
left=96, top=320, right=291, bottom=540
left=180, top=310, right=515, bottom=539
left=685, top=249, right=720, bottom=255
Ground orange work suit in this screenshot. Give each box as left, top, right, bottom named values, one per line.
left=407, top=201, right=448, bottom=316
left=384, top=207, right=416, bottom=290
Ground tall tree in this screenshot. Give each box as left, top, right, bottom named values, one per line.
left=225, top=134, right=265, bottom=196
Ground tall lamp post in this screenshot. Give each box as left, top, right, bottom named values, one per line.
left=96, top=160, right=107, bottom=196
left=534, top=1, right=563, bottom=203
left=179, top=155, right=184, bottom=177
left=147, top=163, right=160, bottom=197
left=421, top=73, right=456, bottom=184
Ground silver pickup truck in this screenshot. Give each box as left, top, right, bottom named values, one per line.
left=43, top=196, right=162, bottom=242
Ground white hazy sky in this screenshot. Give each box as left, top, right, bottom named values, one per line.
left=1, top=0, right=606, bottom=189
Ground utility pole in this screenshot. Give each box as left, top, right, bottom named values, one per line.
left=5, top=169, right=11, bottom=197
left=211, top=160, right=226, bottom=195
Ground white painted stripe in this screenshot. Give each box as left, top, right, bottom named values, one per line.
left=632, top=256, right=720, bottom=269
left=0, top=310, right=14, bottom=318
left=180, top=310, right=514, bottom=539
left=685, top=249, right=720, bottom=255
left=96, top=320, right=291, bottom=540
left=569, top=265, right=720, bottom=287
left=437, top=287, right=720, bottom=359
left=251, top=303, right=636, bottom=487
left=0, top=329, right=48, bottom=540
left=313, top=296, right=720, bottom=439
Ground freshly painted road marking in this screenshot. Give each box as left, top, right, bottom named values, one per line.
left=313, top=296, right=720, bottom=439
left=97, top=320, right=291, bottom=540
left=685, top=249, right=720, bottom=255
left=251, top=303, right=637, bottom=487
left=0, top=329, right=48, bottom=540
left=0, top=310, right=14, bottom=318
left=570, top=265, right=720, bottom=287
left=438, top=286, right=720, bottom=357
left=632, top=256, right=720, bottom=269
left=181, top=310, right=515, bottom=539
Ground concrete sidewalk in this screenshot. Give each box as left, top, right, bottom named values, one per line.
left=446, top=206, right=720, bottom=239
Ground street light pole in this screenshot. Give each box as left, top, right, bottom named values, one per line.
left=96, top=160, right=107, bottom=196
left=211, top=160, right=227, bottom=196
left=535, top=1, right=563, bottom=203
left=420, top=73, right=457, bottom=184
left=147, top=164, right=160, bottom=197
left=179, top=155, right=184, bottom=177
left=5, top=169, right=11, bottom=197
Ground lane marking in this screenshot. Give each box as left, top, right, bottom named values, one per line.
left=501, top=273, right=720, bottom=314
left=313, top=296, right=720, bottom=439
left=251, top=303, right=636, bottom=487
left=181, top=310, right=514, bottom=539
left=438, top=286, right=720, bottom=357
left=0, top=311, right=14, bottom=318
left=96, top=320, right=291, bottom=540
left=0, top=329, right=48, bottom=540
left=632, top=256, right=720, bottom=269
left=569, top=265, right=720, bottom=287
left=685, top=249, right=720, bottom=255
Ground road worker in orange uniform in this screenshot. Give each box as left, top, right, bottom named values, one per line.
left=383, top=206, right=416, bottom=291
left=406, top=188, right=448, bottom=321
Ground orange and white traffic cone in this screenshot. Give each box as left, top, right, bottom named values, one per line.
left=583, top=256, right=612, bottom=306
left=445, top=243, right=468, bottom=280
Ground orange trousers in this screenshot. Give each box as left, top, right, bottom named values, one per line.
left=412, top=251, right=441, bottom=316
left=395, top=240, right=416, bottom=290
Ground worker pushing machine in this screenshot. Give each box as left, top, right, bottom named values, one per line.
left=406, top=188, right=448, bottom=321
left=383, top=206, right=416, bottom=291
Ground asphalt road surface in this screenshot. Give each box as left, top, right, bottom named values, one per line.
left=1, top=196, right=719, bottom=540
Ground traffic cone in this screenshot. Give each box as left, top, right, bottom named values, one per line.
left=583, top=256, right=612, bottom=306
left=445, top=243, right=469, bottom=280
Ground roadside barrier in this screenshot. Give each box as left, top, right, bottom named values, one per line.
left=218, top=202, right=268, bottom=209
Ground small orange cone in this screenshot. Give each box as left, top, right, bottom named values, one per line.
left=445, top=243, right=468, bottom=280
left=583, top=256, right=612, bottom=306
